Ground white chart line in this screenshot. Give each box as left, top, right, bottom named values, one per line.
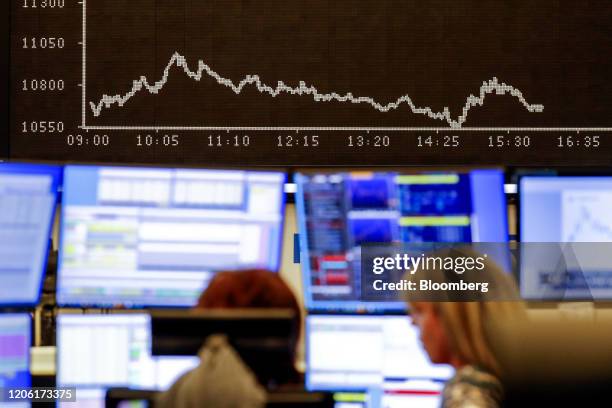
left=88, top=52, right=545, bottom=129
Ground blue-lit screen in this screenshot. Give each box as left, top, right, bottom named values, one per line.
left=296, top=170, right=509, bottom=312
left=58, top=166, right=285, bottom=308
left=0, top=163, right=61, bottom=307
left=0, top=314, right=31, bottom=396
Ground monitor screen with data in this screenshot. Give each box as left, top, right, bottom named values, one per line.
left=0, top=163, right=61, bottom=307
left=0, top=314, right=31, bottom=408
left=520, top=176, right=612, bottom=243
left=520, top=176, right=612, bottom=299
left=56, top=314, right=199, bottom=408
left=306, top=314, right=453, bottom=407
left=58, top=166, right=285, bottom=307
left=297, top=169, right=508, bottom=312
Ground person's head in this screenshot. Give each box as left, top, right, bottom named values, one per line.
left=404, top=247, right=526, bottom=377
left=197, top=269, right=300, bottom=319
left=196, top=269, right=302, bottom=362
left=409, top=301, right=525, bottom=376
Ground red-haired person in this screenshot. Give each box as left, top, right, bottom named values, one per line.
left=157, top=269, right=302, bottom=408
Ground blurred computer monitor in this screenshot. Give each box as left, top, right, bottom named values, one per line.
left=150, top=309, right=297, bottom=386
left=0, top=163, right=61, bottom=307
left=520, top=176, right=612, bottom=242
left=57, top=165, right=286, bottom=307
left=306, top=314, right=453, bottom=408
left=0, top=313, right=31, bottom=408
left=520, top=176, right=612, bottom=300
left=0, top=314, right=31, bottom=385
left=0, top=165, right=54, bottom=404
left=56, top=313, right=199, bottom=408
left=296, top=169, right=508, bottom=312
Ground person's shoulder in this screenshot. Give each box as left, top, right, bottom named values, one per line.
left=157, top=335, right=266, bottom=408
left=442, top=365, right=503, bottom=408
left=450, top=365, right=502, bottom=389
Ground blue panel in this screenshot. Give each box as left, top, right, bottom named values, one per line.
left=62, top=166, right=100, bottom=206
left=470, top=170, right=508, bottom=242
left=347, top=177, right=394, bottom=209
left=0, top=163, right=61, bottom=307
left=399, top=175, right=471, bottom=215
left=348, top=217, right=396, bottom=245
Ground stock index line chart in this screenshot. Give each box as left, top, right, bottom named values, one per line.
left=87, top=53, right=545, bottom=129
left=7, top=0, right=612, bottom=165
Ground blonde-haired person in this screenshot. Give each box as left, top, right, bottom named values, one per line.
left=403, top=247, right=526, bottom=408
